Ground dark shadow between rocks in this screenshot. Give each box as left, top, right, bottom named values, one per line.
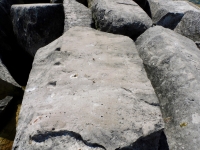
left=157, top=13, right=184, bottom=30
left=76, top=0, right=88, bottom=7
left=158, top=131, right=169, bottom=150
left=143, top=1, right=152, bottom=18
left=116, top=130, right=163, bottom=150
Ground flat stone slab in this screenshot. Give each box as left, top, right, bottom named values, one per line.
left=136, top=26, right=200, bottom=150
left=11, top=4, right=64, bottom=57
left=13, top=27, right=164, bottom=150
left=88, top=0, right=152, bottom=40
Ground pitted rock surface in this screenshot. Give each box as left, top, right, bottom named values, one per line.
left=13, top=27, right=164, bottom=150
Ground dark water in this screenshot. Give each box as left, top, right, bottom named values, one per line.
left=189, top=0, right=200, bottom=4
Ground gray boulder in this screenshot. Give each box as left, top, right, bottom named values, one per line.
left=63, top=0, right=93, bottom=32
left=88, top=0, right=152, bottom=40
left=148, top=0, right=200, bottom=41
left=11, top=4, right=64, bottom=57
left=13, top=27, right=164, bottom=150
left=174, top=10, right=200, bottom=42
left=136, top=26, right=200, bottom=150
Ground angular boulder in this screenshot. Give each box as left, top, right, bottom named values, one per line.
left=88, top=0, right=152, bottom=40
left=148, top=0, right=200, bottom=41
left=136, top=26, right=200, bottom=150
left=11, top=4, right=64, bottom=57
left=63, top=0, right=93, bottom=32
left=13, top=27, right=164, bottom=150
left=174, top=10, right=200, bottom=42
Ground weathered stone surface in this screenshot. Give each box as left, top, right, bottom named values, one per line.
left=0, top=0, right=33, bottom=86
left=13, top=27, right=164, bottom=150
left=136, top=26, right=200, bottom=150
left=11, top=4, right=64, bottom=57
left=88, top=0, right=152, bottom=40
left=174, top=10, right=200, bottom=42
left=63, top=0, right=93, bottom=32
left=148, top=0, right=198, bottom=24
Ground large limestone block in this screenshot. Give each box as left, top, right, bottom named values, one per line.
left=136, top=26, right=200, bottom=150
left=63, top=0, right=93, bottom=32
left=13, top=27, right=164, bottom=150
left=148, top=0, right=200, bottom=41
left=88, top=0, right=152, bottom=40
left=11, top=4, right=64, bottom=57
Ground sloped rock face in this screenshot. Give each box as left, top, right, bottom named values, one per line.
left=148, top=0, right=200, bottom=41
left=63, top=0, right=93, bottom=32
left=11, top=4, right=64, bottom=57
left=88, top=0, right=152, bottom=40
left=13, top=27, right=164, bottom=150
left=136, top=26, right=200, bottom=150
left=0, top=0, right=33, bottom=86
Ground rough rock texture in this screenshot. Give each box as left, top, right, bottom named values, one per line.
left=13, top=27, right=164, bottom=150
left=174, top=10, right=200, bottom=42
left=136, top=26, right=200, bottom=150
left=0, top=0, right=33, bottom=86
left=148, top=0, right=198, bottom=25
left=88, top=0, right=152, bottom=40
left=11, top=4, right=64, bottom=57
left=63, top=0, right=93, bottom=32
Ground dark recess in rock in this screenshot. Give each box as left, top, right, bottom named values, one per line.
left=0, top=95, right=23, bottom=130
left=157, top=13, right=184, bottom=30
left=76, top=0, right=88, bottom=7
left=116, top=130, right=162, bottom=150
left=158, top=131, right=169, bottom=150
left=0, top=0, right=34, bottom=86
left=23, top=0, right=50, bottom=3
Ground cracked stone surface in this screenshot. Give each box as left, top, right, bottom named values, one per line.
left=11, top=4, right=64, bottom=57
left=88, top=0, right=152, bottom=40
left=63, top=0, right=93, bottom=32
left=13, top=27, right=164, bottom=150
left=136, top=26, right=200, bottom=150
left=148, top=0, right=200, bottom=30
